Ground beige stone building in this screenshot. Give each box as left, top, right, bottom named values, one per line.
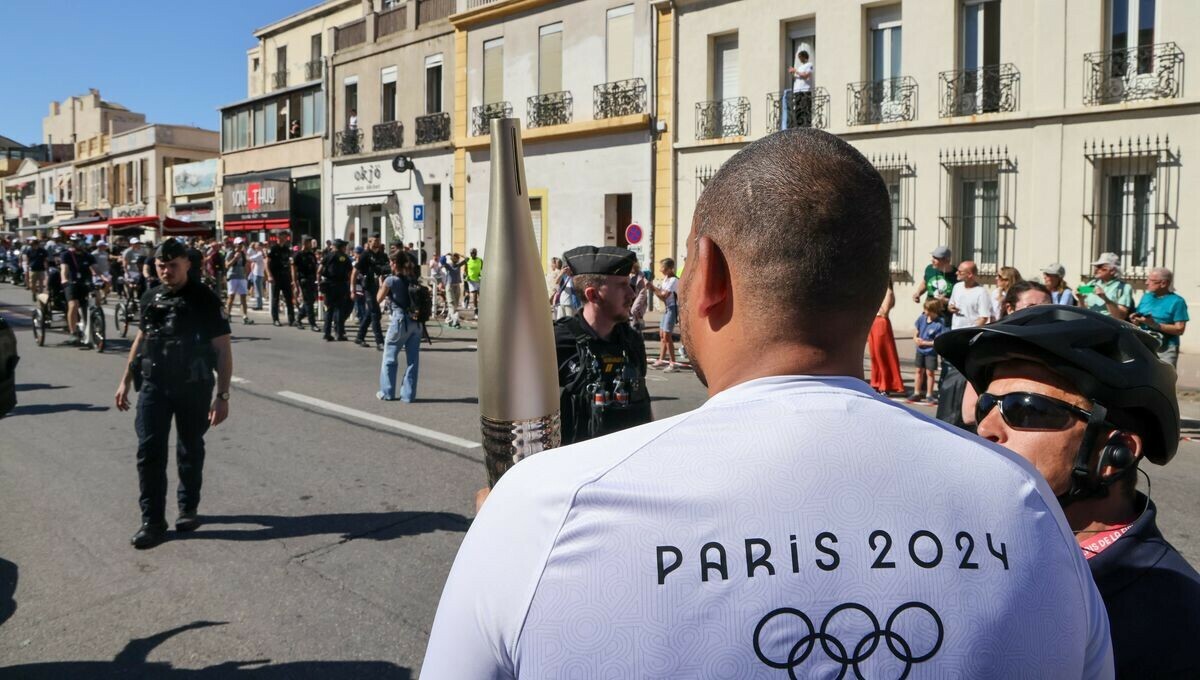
left=326, top=0, right=457, bottom=252
left=451, top=0, right=659, bottom=268
left=664, top=0, right=1199, bottom=353
left=42, top=89, right=145, bottom=149
left=220, top=0, right=365, bottom=239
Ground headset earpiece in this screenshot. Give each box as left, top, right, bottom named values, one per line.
left=1097, top=432, right=1135, bottom=487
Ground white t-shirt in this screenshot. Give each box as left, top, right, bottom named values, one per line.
left=949, top=282, right=992, bottom=329
left=423, top=376, right=1112, bottom=679
left=793, top=62, right=813, bottom=93
left=659, top=276, right=679, bottom=306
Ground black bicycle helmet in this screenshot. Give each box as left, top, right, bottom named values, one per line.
left=935, top=304, right=1179, bottom=464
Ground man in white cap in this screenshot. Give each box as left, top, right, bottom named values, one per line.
left=1077, top=253, right=1133, bottom=320
left=912, top=245, right=956, bottom=305
left=122, top=237, right=146, bottom=298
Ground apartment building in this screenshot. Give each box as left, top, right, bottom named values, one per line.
left=42, top=89, right=146, bottom=149
left=1, top=159, right=75, bottom=233
left=667, top=0, right=1199, bottom=351
left=220, top=0, right=365, bottom=239
left=326, top=0, right=457, bottom=253
left=452, top=0, right=658, bottom=267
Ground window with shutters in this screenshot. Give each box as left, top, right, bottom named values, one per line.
left=483, top=38, right=504, bottom=105
left=697, top=34, right=748, bottom=139
left=425, top=54, right=444, bottom=114
left=381, top=66, right=398, bottom=122
left=539, top=23, right=563, bottom=95
left=606, top=5, right=634, bottom=83
left=939, top=147, right=1017, bottom=276
left=712, top=34, right=739, bottom=101
left=140, top=159, right=148, bottom=203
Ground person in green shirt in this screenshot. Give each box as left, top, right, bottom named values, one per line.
left=464, top=248, right=483, bottom=313
left=1076, top=252, right=1133, bottom=320
left=912, top=245, right=957, bottom=304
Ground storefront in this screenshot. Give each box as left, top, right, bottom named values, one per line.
left=169, top=159, right=217, bottom=238
left=221, top=171, right=292, bottom=241
left=331, top=158, right=418, bottom=248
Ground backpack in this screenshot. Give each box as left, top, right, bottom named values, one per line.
left=407, top=280, right=433, bottom=323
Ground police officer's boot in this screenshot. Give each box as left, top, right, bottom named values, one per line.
left=131, top=522, right=168, bottom=549
left=176, top=511, right=201, bottom=532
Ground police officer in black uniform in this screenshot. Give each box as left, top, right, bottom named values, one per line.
left=318, top=239, right=353, bottom=341
left=115, top=239, right=233, bottom=549
left=266, top=232, right=295, bottom=327
left=292, top=236, right=320, bottom=331
left=354, top=236, right=389, bottom=349
left=555, top=246, right=652, bottom=444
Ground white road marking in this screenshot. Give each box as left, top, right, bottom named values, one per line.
left=277, top=390, right=481, bottom=449
left=230, top=376, right=249, bottom=384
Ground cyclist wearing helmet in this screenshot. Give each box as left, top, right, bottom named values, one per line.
left=937, top=305, right=1200, bottom=678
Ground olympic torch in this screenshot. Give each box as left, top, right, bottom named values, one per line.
left=477, top=118, right=560, bottom=487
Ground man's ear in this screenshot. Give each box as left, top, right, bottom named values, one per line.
left=692, top=235, right=731, bottom=324
left=1098, top=430, right=1144, bottom=480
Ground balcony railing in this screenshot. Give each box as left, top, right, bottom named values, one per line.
left=376, top=6, right=407, bottom=39
left=372, top=121, right=404, bottom=151
left=846, top=76, right=918, bottom=126
left=417, top=0, right=454, bottom=25
left=939, top=63, right=1020, bottom=117
left=695, top=97, right=750, bottom=140
left=1083, top=42, right=1184, bottom=106
left=272, top=70, right=288, bottom=90
left=335, top=128, right=364, bottom=156
left=471, top=102, right=513, bottom=136
left=304, top=59, right=322, bottom=82
left=465, top=0, right=504, bottom=9
left=766, top=87, right=830, bottom=131
left=594, top=78, right=647, bottom=119
left=416, top=112, right=451, bottom=144
left=334, top=18, right=367, bottom=51
left=527, top=91, right=573, bottom=128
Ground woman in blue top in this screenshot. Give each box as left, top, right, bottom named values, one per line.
left=377, top=254, right=421, bottom=402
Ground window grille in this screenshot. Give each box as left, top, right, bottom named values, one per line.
left=871, top=153, right=917, bottom=275
left=938, top=146, right=1016, bottom=277
left=1082, top=135, right=1179, bottom=280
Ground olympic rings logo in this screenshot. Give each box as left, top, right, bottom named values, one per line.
left=753, top=602, right=943, bottom=679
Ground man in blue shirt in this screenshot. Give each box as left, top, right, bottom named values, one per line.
left=1131, top=267, right=1188, bottom=367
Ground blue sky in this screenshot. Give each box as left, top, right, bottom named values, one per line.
left=1, top=0, right=315, bottom=145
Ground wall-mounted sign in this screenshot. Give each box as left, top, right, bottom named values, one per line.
left=333, top=160, right=411, bottom=196
left=173, top=159, right=218, bottom=196
left=114, top=203, right=147, bottom=218
left=222, top=177, right=291, bottom=222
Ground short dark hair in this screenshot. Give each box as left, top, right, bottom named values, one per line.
left=1002, top=280, right=1051, bottom=311
left=799, top=50, right=809, bottom=59
left=692, top=128, right=891, bottom=338
left=572, top=273, right=606, bottom=300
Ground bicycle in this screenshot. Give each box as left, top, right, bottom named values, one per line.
left=113, top=275, right=142, bottom=338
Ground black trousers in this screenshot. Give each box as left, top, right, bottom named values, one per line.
left=297, top=280, right=317, bottom=326
left=355, top=291, right=383, bottom=344
left=324, top=284, right=349, bottom=337
left=135, top=380, right=213, bottom=525
left=271, top=276, right=295, bottom=324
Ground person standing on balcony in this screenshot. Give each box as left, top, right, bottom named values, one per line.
left=348, top=109, right=358, bottom=130
left=786, top=49, right=813, bottom=127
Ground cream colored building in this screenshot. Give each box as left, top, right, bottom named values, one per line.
left=665, top=0, right=1199, bottom=353
left=2, top=159, right=75, bottom=233
left=326, top=0, right=457, bottom=252
left=42, top=89, right=145, bottom=148
left=220, top=0, right=365, bottom=239
left=451, top=0, right=658, bottom=268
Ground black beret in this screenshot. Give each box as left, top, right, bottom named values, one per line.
left=563, top=246, right=637, bottom=276
left=155, top=239, right=189, bottom=261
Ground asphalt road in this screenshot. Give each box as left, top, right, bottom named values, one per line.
left=0, top=283, right=1197, bottom=678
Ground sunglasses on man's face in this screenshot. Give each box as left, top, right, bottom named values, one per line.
left=976, top=392, right=1092, bottom=431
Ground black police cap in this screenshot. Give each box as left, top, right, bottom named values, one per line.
left=155, top=239, right=189, bottom=261
left=563, top=246, right=637, bottom=276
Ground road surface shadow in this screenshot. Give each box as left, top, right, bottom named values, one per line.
left=7, top=402, right=109, bottom=416
left=2, top=620, right=412, bottom=678
left=228, top=335, right=271, bottom=343
left=175, top=511, right=470, bottom=543
left=422, top=346, right=476, bottom=353
left=414, top=396, right=478, bottom=404
left=0, top=557, right=15, bottom=626
left=14, top=383, right=67, bottom=392
left=649, top=396, right=679, bottom=402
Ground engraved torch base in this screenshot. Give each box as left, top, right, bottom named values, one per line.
left=481, top=413, right=561, bottom=487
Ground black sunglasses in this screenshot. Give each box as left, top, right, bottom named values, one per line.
left=976, top=392, right=1093, bottom=431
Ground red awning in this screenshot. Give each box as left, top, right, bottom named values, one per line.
left=107, top=216, right=160, bottom=234
left=60, top=224, right=108, bottom=237
left=161, top=217, right=213, bottom=237
left=224, top=218, right=289, bottom=233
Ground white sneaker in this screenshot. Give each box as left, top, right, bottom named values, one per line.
left=652, top=360, right=666, bottom=369
left=663, top=364, right=678, bottom=373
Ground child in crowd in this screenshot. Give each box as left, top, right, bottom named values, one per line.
left=908, top=298, right=946, bottom=404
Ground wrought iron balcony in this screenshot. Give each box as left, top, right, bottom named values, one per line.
left=372, top=121, right=404, bottom=151
left=846, top=76, right=918, bottom=126
left=1084, top=42, right=1184, bottom=106
left=271, top=70, right=288, bottom=90
left=593, top=78, right=647, bottom=119
left=695, top=97, right=750, bottom=140
left=527, top=91, right=573, bottom=128
left=304, top=59, right=322, bottom=82
left=335, top=128, right=364, bottom=156
left=471, top=102, right=513, bottom=136
left=767, top=87, right=830, bottom=131
left=416, top=112, right=451, bottom=145
left=939, top=64, right=1020, bottom=117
